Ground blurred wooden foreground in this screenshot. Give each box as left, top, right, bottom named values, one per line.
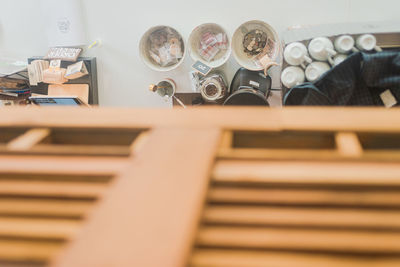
left=0, top=107, right=399, bottom=267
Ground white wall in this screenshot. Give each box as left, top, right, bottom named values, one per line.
left=0, top=0, right=399, bottom=107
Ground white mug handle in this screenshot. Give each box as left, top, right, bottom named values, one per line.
left=263, top=61, right=279, bottom=76
left=375, top=46, right=383, bottom=52
left=326, top=47, right=337, bottom=56
left=328, top=56, right=335, bottom=66
left=304, top=55, right=313, bottom=64
left=352, top=47, right=360, bottom=53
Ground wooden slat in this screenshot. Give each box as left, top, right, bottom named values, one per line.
left=0, top=128, right=27, bottom=144
left=219, top=131, right=233, bottom=149
left=190, top=249, right=400, bottom=267
left=0, top=218, right=80, bottom=239
left=7, top=129, right=51, bottom=152
left=0, top=199, right=93, bottom=217
left=0, top=239, right=63, bottom=262
left=0, top=155, right=129, bottom=175
left=219, top=148, right=400, bottom=162
left=129, top=132, right=149, bottom=154
left=232, top=131, right=336, bottom=149
left=218, top=148, right=341, bottom=161
left=208, top=187, right=400, bottom=207
left=30, top=145, right=131, bottom=157
left=335, top=132, right=363, bottom=157
left=213, top=161, right=400, bottom=186
left=0, top=181, right=106, bottom=199
left=203, top=206, right=400, bottom=229
left=2, top=107, right=400, bottom=132
left=53, top=127, right=221, bottom=267
left=197, top=226, right=400, bottom=253
left=0, top=173, right=111, bottom=183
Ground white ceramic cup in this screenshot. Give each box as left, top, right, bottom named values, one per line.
left=334, top=35, right=355, bottom=54
left=333, top=54, right=347, bottom=66
left=281, top=66, right=305, bottom=88
left=356, top=34, right=382, bottom=52
left=308, top=37, right=337, bottom=61
left=284, top=42, right=312, bottom=67
left=156, top=78, right=176, bottom=98
left=305, top=62, right=331, bottom=82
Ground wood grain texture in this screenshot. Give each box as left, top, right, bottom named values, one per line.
left=0, top=181, right=107, bottom=199
left=0, top=239, right=63, bottom=262
left=190, top=249, right=400, bottom=267
left=1, top=107, right=399, bottom=132
left=6, top=128, right=50, bottom=151
left=0, top=107, right=399, bottom=267
left=0, top=218, right=80, bottom=239
left=213, top=160, right=400, bottom=186
left=0, top=199, right=93, bottom=217
left=208, top=187, right=400, bottom=207
left=203, top=206, right=400, bottom=229
left=52, top=127, right=221, bottom=267
left=197, top=226, right=400, bottom=253
left=336, top=132, right=363, bottom=157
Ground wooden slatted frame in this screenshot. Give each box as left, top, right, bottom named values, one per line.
left=0, top=126, right=148, bottom=157
left=0, top=107, right=400, bottom=267
left=218, top=128, right=400, bottom=162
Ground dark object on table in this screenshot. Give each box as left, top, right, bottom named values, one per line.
left=0, top=77, right=28, bottom=89
left=284, top=51, right=400, bottom=106
left=199, top=72, right=229, bottom=104
left=223, top=68, right=270, bottom=106
left=192, top=96, right=204, bottom=106
left=28, top=57, right=98, bottom=105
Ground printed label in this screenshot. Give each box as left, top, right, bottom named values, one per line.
left=192, top=61, right=212, bottom=76
left=380, top=89, right=397, bottom=108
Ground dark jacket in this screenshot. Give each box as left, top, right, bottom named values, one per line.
left=283, top=51, right=400, bottom=106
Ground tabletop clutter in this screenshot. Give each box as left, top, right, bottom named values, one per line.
left=0, top=47, right=90, bottom=106
left=141, top=21, right=392, bottom=107
left=198, top=31, right=228, bottom=62
left=281, top=34, right=383, bottom=89
left=244, top=29, right=277, bottom=70
left=148, top=27, right=184, bottom=67
left=145, top=21, right=281, bottom=106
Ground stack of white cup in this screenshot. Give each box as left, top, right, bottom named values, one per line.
left=282, top=34, right=382, bottom=87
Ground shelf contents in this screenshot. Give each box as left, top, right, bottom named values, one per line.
left=232, top=20, right=280, bottom=75
left=199, top=72, right=229, bottom=104
left=243, top=29, right=268, bottom=56
left=283, top=42, right=312, bottom=68
left=224, top=68, right=271, bottom=106
left=281, top=66, right=305, bottom=88
left=281, top=33, right=385, bottom=92
left=140, top=26, right=185, bottom=72
left=308, top=37, right=337, bottom=61
left=334, top=35, right=355, bottom=54
left=332, top=54, right=348, bottom=66
left=149, top=79, right=175, bottom=99
left=356, top=34, right=382, bottom=52
left=188, top=23, right=230, bottom=69
left=305, top=62, right=330, bottom=82
left=44, top=47, right=82, bottom=62
left=149, top=78, right=186, bottom=108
